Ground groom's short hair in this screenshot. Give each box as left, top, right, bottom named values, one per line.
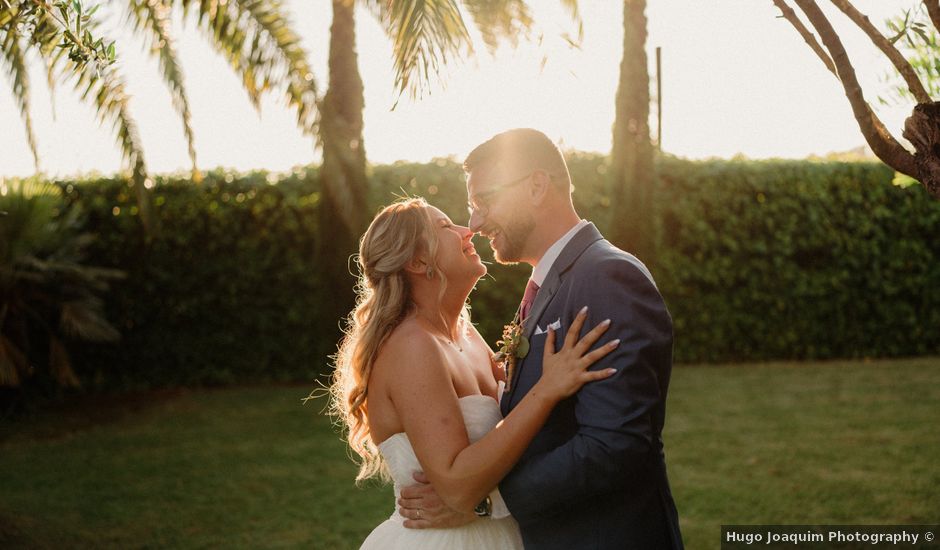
left=463, top=128, right=572, bottom=192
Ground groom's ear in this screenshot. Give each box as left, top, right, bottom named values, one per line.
left=528, top=169, right=552, bottom=206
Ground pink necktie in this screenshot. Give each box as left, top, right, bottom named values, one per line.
left=519, top=279, right=540, bottom=322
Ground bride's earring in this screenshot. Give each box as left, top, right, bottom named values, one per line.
left=426, top=266, right=434, bottom=280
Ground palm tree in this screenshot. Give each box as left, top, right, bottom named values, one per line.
left=315, top=0, right=579, bottom=348
left=1, top=0, right=320, bottom=236
left=318, top=0, right=369, bottom=318
left=609, top=0, right=655, bottom=263
left=317, top=0, right=557, bottom=237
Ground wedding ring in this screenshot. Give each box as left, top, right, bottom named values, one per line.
left=416, top=509, right=422, bottom=519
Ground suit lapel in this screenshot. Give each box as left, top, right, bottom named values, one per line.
left=521, top=271, right=558, bottom=341
left=504, top=223, right=605, bottom=410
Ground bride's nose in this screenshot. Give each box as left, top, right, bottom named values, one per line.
left=457, top=225, right=473, bottom=242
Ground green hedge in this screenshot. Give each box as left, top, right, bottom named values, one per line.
left=61, top=170, right=324, bottom=388
left=654, top=158, right=940, bottom=362
left=42, top=156, right=940, bottom=389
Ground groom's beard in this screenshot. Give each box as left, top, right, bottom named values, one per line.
left=491, top=215, right=535, bottom=265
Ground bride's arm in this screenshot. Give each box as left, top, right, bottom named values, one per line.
left=384, top=309, right=616, bottom=513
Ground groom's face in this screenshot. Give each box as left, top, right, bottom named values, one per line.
left=466, top=164, right=535, bottom=265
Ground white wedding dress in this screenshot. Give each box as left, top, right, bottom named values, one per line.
left=360, top=394, right=523, bottom=549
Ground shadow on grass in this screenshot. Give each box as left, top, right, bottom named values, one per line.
left=0, top=387, right=192, bottom=445
left=1, top=358, right=938, bottom=549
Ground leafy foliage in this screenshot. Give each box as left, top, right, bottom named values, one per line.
left=176, top=0, right=319, bottom=136
left=365, top=0, right=472, bottom=102
left=0, top=179, right=123, bottom=391
left=57, top=170, right=323, bottom=389
left=881, top=6, right=940, bottom=104
left=1, top=1, right=116, bottom=71
left=654, top=157, right=940, bottom=362
left=9, top=156, right=937, bottom=391
left=361, top=0, right=579, bottom=102
left=1, top=0, right=320, bottom=236
left=1, top=1, right=116, bottom=172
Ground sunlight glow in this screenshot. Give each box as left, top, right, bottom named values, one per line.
left=0, top=0, right=915, bottom=178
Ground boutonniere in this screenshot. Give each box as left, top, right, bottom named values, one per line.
left=494, top=313, right=529, bottom=391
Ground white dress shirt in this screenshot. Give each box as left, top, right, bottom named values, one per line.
left=531, top=220, right=590, bottom=286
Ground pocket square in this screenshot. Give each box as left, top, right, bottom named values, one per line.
left=534, top=318, right=562, bottom=336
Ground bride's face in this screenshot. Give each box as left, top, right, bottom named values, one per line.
left=426, top=207, right=487, bottom=282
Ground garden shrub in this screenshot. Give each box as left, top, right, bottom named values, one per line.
left=25, top=155, right=938, bottom=390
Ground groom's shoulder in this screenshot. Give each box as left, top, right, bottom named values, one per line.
left=573, top=239, right=658, bottom=288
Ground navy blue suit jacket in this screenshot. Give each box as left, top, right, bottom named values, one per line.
left=498, top=223, right=683, bottom=550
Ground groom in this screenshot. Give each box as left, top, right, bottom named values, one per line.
left=400, top=128, right=683, bottom=549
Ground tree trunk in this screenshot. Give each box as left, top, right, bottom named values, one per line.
left=319, top=0, right=369, bottom=361
left=903, top=102, right=940, bottom=199
left=610, top=0, right=655, bottom=263
left=792, top=0, right=921, bottom=188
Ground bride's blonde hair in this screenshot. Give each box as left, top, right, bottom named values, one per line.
left=330, top=197, right=470, bottom=482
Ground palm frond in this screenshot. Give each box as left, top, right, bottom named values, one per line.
left=1, top=178, right=125, bottom=390
left=28, top=8, right=157, bottom=237
left=40, top=53, right=59, bottom=120
left=2, top=178, right=62, bottom=199
left=60, top=298, right=121, bottom=342
left=1, top=14, right=41, bottom=171
left=367, top=0, right=473, bottom=100
left=84, top=73, right=154, bottom=235
left=557, top=0, right=580, bottom=21
left=557, top=0, right=583, bottom=47
left=0, top=179, right=62, bottom=263
left=127, top=0, right=200, bottom=177
left=29, top=2, right=65, bottom=119
left=49, top=335, right=80, bottom=388
left=461, top=0, right=534, bottom=52
left=177, top=0, right=320, bottom=137
left=0, top=335, right=28, bottom=388
left=44, top=56, right=156, bottom=236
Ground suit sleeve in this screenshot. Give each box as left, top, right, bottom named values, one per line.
left=498, top=257, right=673, bottom=523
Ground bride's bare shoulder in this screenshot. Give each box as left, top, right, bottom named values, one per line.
left=373, top=318, right=444, bottom=378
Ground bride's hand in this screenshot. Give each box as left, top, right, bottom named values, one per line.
left=536, top=307, right=619, bottom=401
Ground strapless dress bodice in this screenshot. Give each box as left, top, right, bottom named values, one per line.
left=360, top=394, right=522, bottom=549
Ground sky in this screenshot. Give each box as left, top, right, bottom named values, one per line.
left=0, top=0, right=920, bottom=179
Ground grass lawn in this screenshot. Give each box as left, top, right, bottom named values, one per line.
left=1, top=357, right=938, bottom=549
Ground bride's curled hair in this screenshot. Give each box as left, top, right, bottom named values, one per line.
left=330, top=197, right=468, bottom=482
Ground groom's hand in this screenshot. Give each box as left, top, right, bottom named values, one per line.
left=398, top=472, right=476, bottom=529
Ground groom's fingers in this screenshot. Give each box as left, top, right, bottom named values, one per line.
left=412, top=471, right=430, bottom=484
left=401, top=506, right=433, bottom=529
left=397, top=494, right=422, bottom=510
left=399, top=504, right=441, bottom=529
left=402, top=518, right=432, bottom=529
left=398, top=479, right=444, bottom=516
left=399, top=481, right=430, bottom=500
left=403, top=507, right=475, bottom=530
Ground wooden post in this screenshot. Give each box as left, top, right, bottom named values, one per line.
left=656, top=46, right=662, bottom=152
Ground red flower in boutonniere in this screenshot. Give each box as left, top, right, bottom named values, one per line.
left=493, top=313, right=530, bottom=391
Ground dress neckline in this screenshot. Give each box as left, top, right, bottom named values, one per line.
left=375, top=394, right=499, bottom=449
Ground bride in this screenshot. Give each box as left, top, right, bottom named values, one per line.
left=330, top=198, right=618, bottom=549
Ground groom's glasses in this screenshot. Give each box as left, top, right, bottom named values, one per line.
left=467, top=173, right=532, bottom=217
